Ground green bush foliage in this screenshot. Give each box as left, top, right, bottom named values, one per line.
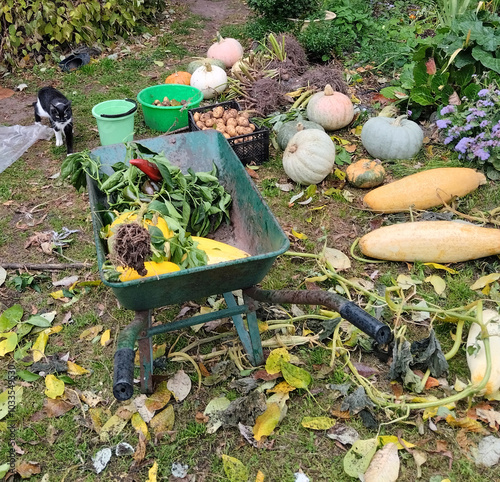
left=0, top=0, right=164, bottom=68
left=246, top=0, right=320, bottom=20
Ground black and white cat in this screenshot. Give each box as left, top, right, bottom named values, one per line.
left=34, top=87, right=74, bottom=155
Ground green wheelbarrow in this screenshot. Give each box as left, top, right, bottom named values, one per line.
left=87, top=131, right=392, bottom=402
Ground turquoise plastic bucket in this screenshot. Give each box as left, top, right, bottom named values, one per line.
left=92, top=99, right=137, bottom=146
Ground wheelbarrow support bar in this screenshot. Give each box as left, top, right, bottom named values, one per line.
left=243, top=286, right=393, bottom=345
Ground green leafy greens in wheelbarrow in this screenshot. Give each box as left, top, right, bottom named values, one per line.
left=61, top=141, right=233, bottom=237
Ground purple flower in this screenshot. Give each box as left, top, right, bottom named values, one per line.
left=480, top=120, right=490, bottom=128
left=440, top=105, right=456, bottom=116
left=444, top=136, right=454, bottom=145
left=436, top=119, right=451, bottom=129
left=455, top=137, right=471, bottom=154
left=474, top=148, right=490, bottom=160
left=478, top=89, right=490, bottom=97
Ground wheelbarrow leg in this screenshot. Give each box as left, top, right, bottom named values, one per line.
left=138, top=311, right=154, bottom=395
left=223, top=292, right=264, bottom=366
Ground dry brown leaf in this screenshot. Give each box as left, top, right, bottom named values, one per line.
left=0, top=87, right=15, bottom=100
left=133, top=432, right=147, bottom=462
left=150, top=405, right=175, bottom=438
left=30, top=398, right=75, bottom=421
left=145, top=381, right=172, bottom=412
left=195, top=411, right=209, bottom=424
left=476, top=408, right=500, bottom=430
left=330, top=409, right=351, bottom=419
left=425, top=377, right=440, bottom=389
left=16, top=461, right=41, bottom=478
left=364, top=443, right=399, bottom=482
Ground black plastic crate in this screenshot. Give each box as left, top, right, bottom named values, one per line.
left=188, top=100, right=269, bottom=165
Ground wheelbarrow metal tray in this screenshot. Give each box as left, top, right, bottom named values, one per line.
left=88, top=130, right=290, bottom=311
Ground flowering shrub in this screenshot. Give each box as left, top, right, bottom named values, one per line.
left=436, top=82, right=500, bottom=179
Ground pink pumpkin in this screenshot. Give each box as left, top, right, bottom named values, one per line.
left=207, top=33, right=244, bottom=68
left=306, top=84, right=355, bottom=131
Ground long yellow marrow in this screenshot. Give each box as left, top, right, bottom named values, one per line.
left=193, top=237, right=250, bottom=265
left=359, top=221, right=500, bottom=263
left=363, top=167, right=487, bottom=213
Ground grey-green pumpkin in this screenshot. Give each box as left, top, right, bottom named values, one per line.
left=361, top=115, right=424, bottom=160
left=187, top=58, right=226, bottom=74
left=276, top=120, right=325, bottom=151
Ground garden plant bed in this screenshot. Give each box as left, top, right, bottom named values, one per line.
left=1, top=0, right=500, bottom=481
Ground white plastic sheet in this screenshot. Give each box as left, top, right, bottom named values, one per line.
left=0, top=124, right=54, bottom=174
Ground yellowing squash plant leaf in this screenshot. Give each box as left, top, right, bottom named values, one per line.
left=378, top=435, right=415, bottom=449
left=423, top=263, right=458, bottom=274
left=222, top=454, right=249, bottom=482
left=281, top=362, right=312, bottom=389
left=445, top=414, right=488, bottom=433
left=255, top=470, right=265, bottom=482
left=322, top=247, right=351, bottom=271
left=265, top=348, right=290, bottom=375
left=397, top=274, right=422, bottom=289
left=291, top=229, right=308, bottom=240
left=100, top=329, right=111, bottom=346
left=343, top=437, right=378, bottom=478
left=425, top=275, right=446, bottom=296
left=67, top=361, right=89, bottom=376
left=253, top=403, right=281, bottom=441
left=301, top=416, right=336, bottom=430
left=0, top=332, right=17, bottom=356
left=471, top=273, right=500, bottom=290
left=45, top=374, right=65, bottom=399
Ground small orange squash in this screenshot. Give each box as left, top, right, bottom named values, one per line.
left=346, top=159, right=386, bottom=189
left=165, top=71, right=192, bottom=85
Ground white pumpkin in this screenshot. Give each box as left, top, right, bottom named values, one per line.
left=207, top=33, right=244, bottom=68
left=466, top=308, right=500, bottom=399
left=282, top=129, right=336, bottom=185
left=190, top=63, right=228, bottom=100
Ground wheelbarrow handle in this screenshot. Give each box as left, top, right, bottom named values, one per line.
left=113, top=310, right=150, bottom=401
left=243, top=286, right=393, bottom=345
left=113, top=348, right=135, bottom=401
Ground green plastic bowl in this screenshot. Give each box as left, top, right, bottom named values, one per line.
left=137, top=84, right=203, bottom=132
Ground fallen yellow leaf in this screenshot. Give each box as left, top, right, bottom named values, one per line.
left=147, top=461, right=158, bottom=482
left=378, top=435, right=415, bottom=449
left=301, top=416, right=336, bottom=430
left=100, top=329, right=111, bottom=346
left=45, top=374, right=65, bottom=399
left=131, top=412, right=149, bottom=440
left=0, top=332, right=17, bottom=357
left=67, top=361, right=89, bottom=376
left=32, top=331, right=49, bottom=362
left=253, top=403, right=281, bottom=441
left=99, top=414, right=128, bottom=442
left=265, top=348, right=290, bottom=375
left=79, top=324, right=103, bottom=341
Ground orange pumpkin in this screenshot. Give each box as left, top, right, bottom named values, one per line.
left=165, top=71, right=192, bottom=85
left=346, top=158, right=386, bottom=189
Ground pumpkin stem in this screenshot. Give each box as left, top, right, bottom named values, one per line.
left=204, top=62, right=213, bottom=72
left=392, top=115, right=408, bottom=126
left=296, top=122, right=304, bottom=132
left=215, top=31, right=223, bottom=43
left=324, top=84, right=335, bottom=96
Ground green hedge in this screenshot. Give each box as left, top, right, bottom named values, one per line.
left=0, top=0, right=165, bottom=68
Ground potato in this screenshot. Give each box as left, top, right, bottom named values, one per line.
left=212, top=106, right=224, bottom=118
